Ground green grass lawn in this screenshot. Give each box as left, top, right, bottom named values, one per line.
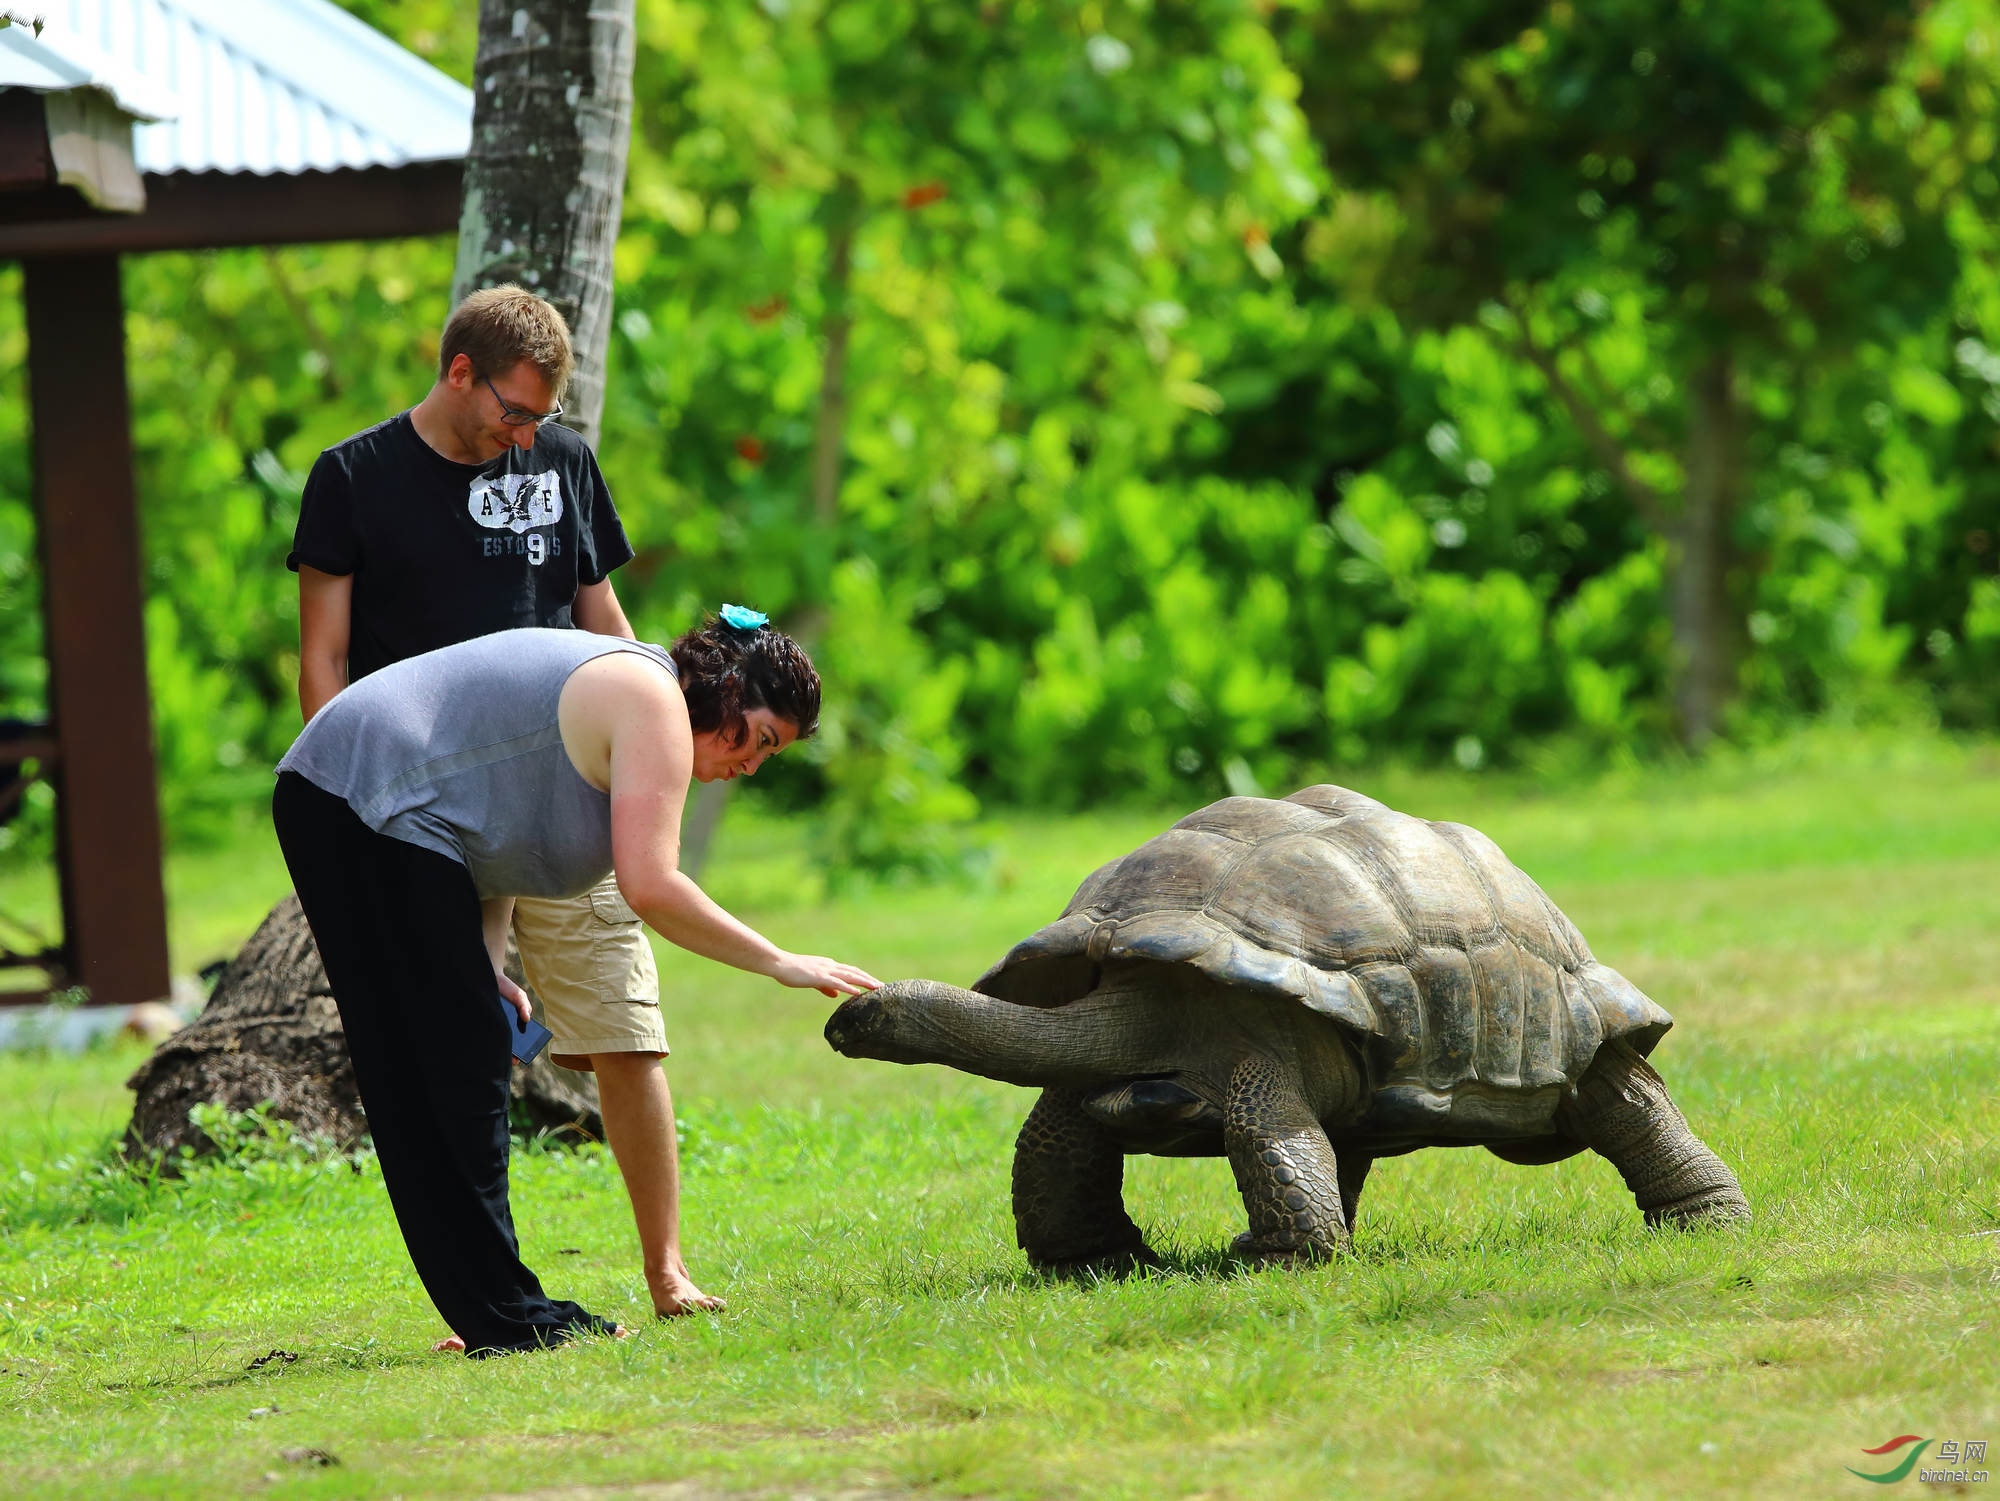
left=1, top=734, right=1997, bottom=1498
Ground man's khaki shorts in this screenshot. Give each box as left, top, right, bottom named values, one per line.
left=512, top=874, right=666, bottom=1060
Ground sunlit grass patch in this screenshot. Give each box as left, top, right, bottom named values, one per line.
left=2, top=741, right=1998, bottom=1496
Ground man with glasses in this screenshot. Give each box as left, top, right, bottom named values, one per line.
left=290, top=284, right=724, bottom=1336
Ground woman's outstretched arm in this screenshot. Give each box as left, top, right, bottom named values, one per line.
left=563, top=651, right=879, bottom=997
left=622, top=856, right=877, bottom=996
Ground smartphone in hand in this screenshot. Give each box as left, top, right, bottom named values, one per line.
left=504, top=998, right=554, bottom=1065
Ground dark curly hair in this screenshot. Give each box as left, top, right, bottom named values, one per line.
left=669, top=614, right=821, bottom=747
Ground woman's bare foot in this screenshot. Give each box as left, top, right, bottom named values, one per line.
left=650, top=1262, right=726, bottom=1317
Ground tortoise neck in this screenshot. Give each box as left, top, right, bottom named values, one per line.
left=828, top=978, right=1181, bottom=1087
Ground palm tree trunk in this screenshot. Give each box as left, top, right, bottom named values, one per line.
left=453, top=0, right=636, bottom=446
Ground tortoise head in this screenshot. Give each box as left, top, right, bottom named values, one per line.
left=824, top=978, right=1063, bottom=1085
left=823, top=979, right=982, bottom=1066
left=824, top=978, right=1159, bottom=1089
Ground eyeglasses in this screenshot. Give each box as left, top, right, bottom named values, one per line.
left=481, top=374, right=564, bottom=427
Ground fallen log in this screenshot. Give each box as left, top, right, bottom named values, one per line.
left=124, top=896, right=603, bottom=1165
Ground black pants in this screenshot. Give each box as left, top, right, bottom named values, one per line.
left=273, top=772, right=615, bottom=1355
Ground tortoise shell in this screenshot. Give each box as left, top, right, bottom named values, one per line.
left=974, top=785, right=1672, bottom=1142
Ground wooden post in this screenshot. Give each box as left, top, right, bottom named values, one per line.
left=22, top=254, right=172, bottom=1007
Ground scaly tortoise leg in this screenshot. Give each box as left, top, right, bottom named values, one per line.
left=1224, top=1054, right=1349, bottom=1261
left=1012, top=1088, right=1153, bottom=1270
left=1558, top=1040, right=1752, bottom=1228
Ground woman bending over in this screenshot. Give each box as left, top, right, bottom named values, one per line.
left=273, top=610, right=878, bottom=1355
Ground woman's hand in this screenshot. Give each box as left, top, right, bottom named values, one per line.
left=769, top=953, right=883, bottom=998
left=496, top=969, right=533, bottom=1027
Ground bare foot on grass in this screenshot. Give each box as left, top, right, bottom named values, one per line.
left=650, top=1263, right=726, bottom=1318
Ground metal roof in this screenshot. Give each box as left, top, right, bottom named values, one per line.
left=0, top=23, right=178, bottom=120
left=14, top=0, right=471, bottom=176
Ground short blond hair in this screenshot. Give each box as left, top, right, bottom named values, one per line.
left=438, top=285, right=575, bottom=397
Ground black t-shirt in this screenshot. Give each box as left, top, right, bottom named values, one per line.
left=288, top=412, right=635, bottom=681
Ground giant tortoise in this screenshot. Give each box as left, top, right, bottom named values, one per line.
left=825, top=785, right=1749, bottom=1267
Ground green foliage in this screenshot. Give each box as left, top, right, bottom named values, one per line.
left=804, top=556, right=982, bottom=878
left=599, top=0, right=1326, bottom=851
left=1285, top=0, right=1972, bottom=338
left=0, top=264, right=51, bottom=867
left=0, top=244, right=453, bottom=846
left=1272, top=0, right=2000, bottom=739
left=124, top=245, right=456, bottom=838
left=5, top=2, right=2000, bottom=877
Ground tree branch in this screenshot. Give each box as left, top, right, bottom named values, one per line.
left=1514, top=330, right=1674, bottom=536
left=261, top=249, right=343, bottom=401
left=1571, top=338, right=1675, bottom=456
left=812, top=208, right=854, bottom=529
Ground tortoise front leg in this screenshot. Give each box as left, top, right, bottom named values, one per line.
left=1225, top=1054, right=1349, bottom=1261
left=1012, top=1088, right=1153, bottom=1270
left=1558, top=1040, right=1751, bottom=1228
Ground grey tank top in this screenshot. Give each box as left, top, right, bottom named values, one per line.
left=277, top=627, right=677, bottom=900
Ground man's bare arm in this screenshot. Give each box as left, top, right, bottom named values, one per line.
left=574, top=577, right=636, bottom=639
left=298, top=566, right=354, bottom=721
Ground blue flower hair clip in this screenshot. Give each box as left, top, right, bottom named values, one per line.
left=718, top=603, right=770, bottom=631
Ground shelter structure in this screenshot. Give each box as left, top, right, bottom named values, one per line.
left=0, top=0, right=470, bottom=1007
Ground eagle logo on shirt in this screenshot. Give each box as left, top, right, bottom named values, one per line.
left=467, top=471, right=565, bottom=533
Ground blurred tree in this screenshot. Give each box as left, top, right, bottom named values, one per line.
left=1283, top=0, right=1985, bottom=744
